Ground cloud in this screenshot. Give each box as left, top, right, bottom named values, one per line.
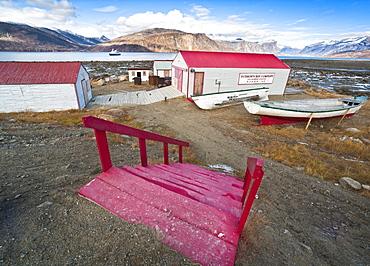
left=287, top=19, right=307, bottom=26
left=191, top=5, right=211, bottom=18
left=0, top=0, right=75, bottom=26
left=93, top=5, right=118, bottom=13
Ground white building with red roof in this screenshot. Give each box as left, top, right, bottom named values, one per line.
left=0, top=62, right=92, bottom=113
left=171, top=51, right=291, bottom=109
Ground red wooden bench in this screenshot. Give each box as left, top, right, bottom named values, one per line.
left=78, top=115, right=264, bottom=265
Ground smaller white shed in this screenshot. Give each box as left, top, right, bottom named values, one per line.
left=153, top=60, right=173, bottom=78
left=0, top=62, right=92, bottom=113
left=128, top=68, right=151, bottom=82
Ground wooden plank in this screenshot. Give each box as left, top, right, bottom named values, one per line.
left=98, top=166, right=240, bottom=245
left=155, top=164, right=244, bottom=198
left=78, top=177, right=237, bottom=265
left=132, top=165, right=243, bottom=214
left=171, top=163, right=244, bottom=187
left=122, top=166, right=243, bottom=217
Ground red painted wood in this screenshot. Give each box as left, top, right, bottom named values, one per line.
left=178, top=146, right=183, bottom=163
left=146, top=165, right=243, bottom=202
left=83, top=116, right=190, bottom=147
left=163, top=143, right=169, bottom=164
left=138, top=138, right=147, bottom=167
left=136, top=165, right=242, bottom=210
left=238, top=158, right=264, bottom=233
left=98, top=166, right=240, bottom=245
left=171, top=163, right=244, bottom=187
left=93, top=129, right=112, bottom=172
left=78, top=177, right=237, bottom=265
left=256, top=113, right=356, bottom=126
left=154, top=164, right=243, bottom=199
left=122, top=165, right=243, bottom=217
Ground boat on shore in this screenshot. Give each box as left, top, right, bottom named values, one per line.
left=109, top=49, right=121, bottom=56
left=244, top=96, right=368, bottom=126
left=191, top=87, right=269, bottom=110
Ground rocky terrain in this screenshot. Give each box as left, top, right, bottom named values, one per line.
left=1, top=59, right=369, bottom=265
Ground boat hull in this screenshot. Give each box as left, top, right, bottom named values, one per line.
left=244, top=96, right=367, bottom=126
left=191, top=87, right=269, bottom=110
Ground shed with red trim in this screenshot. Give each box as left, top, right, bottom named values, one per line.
left=0, top=62, right=92, bottom=113
left=171, top=51, right=290, bottom=98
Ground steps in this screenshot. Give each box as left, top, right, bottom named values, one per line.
left=78, top=116, right=264, bottom=265
left=78, top=163, right=251, bottom=265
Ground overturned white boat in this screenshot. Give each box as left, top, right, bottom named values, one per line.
left=244, top=96, right=368, bottom=126
left=191, top=87, right=269, bottom=110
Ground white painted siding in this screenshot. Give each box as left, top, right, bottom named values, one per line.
left=75, top=67, right=93, bottom=108
left=128, top=69, right=150, bottom=82
left=0, top=84, right=79, bottom=113
left=188, top=68, right=290, bottom=96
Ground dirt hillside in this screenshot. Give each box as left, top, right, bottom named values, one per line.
left=1, top=60, right=370, bottom=265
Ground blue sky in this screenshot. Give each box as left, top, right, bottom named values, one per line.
left=0, top=0, right=369, bottom=48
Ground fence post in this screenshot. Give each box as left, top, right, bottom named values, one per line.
left=178, top=146, right=183, bottom=163
left=237, top=158, right=264, bottom=234
left=139, top=138, right=148, bottom=167
left=94, top=129, right=112, bottom=172
left=163, top=143, right=169, bottom=164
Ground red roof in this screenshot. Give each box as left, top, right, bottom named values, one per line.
left=179, top=51, right=290, bottom=69
left=0, top=62, right=83, bottom=85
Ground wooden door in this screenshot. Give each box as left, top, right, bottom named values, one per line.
left=193, top=72, right=204, bottom=95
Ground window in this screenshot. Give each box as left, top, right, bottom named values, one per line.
left=132, top=71, right=135, bottom=76
left=143, top=71, right=146, bottom=76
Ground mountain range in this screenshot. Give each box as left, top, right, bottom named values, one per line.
left=0, top=21, right=369, bottom=58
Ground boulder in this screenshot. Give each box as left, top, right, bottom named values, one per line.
left=105, top=108, right=126, bottom=118
left=339, top=177, right=362, bottom=191
left=345, top=128, right=360, bottom=133
left=97, top=78, right=106, bottom=86
left=97, top=114, right=116, bottom=122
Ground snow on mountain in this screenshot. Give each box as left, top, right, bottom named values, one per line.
left=299, top=36, right=370, bottom=57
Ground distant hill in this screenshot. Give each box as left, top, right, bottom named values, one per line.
left=0, top=21, right=106, bottom=51
left=1, top=21, right=368, bottom=58
left=327, top=49, right=370, bottom=58
left=88, top=28, right=235, bottom=53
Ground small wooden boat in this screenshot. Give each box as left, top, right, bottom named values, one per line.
left=191, top=87, right=269, bottom=110
left=109, top=49, right=121, bottom=56
left=244, top=96, right=368, bottom=127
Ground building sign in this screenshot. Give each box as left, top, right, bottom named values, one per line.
left=238, top=73, right=275, bottom=85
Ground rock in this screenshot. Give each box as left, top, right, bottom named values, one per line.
left=105, top=108, right=126, bottom=118
left=37, top=201, right=53, bottom=208
left=97, top=78, right=106, bottom=86
left=339, top=177, right=362, bottom=191
left=97, top=114, right=116, bottom=122
left=297, top=167, right=305, bottom=171
left=359, top=137, right=370, bottom=145
left=362, top=184, right=370, bottom=190
left=345, top=128, right=360, bottom=133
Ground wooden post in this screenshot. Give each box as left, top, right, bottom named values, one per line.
left=163, top=143, right=169, bottom=164
left=305, top=113, right=314, bottom=130
left=178, top=146, right=183, bottom=163
left=139, top=138, right=148, bottom=167
left=93, top=129, right=112, bottom=172
left=338, top=109, right=350, bottom=125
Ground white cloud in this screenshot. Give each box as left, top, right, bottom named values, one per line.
left=0, top=0, right=75, bottom=27
left=93, top=5, right=118, bottom=13
left=287, top=19, right=307, bottom=26
left=191, top=5, right=211, bottom=18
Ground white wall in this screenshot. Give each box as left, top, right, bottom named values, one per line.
left=128, top=69, right=150, bottom=82
left=0, top=84, right=79, bottom=113
left=186, top=68, right=290, bottom=96
left=75, top=66, right=93, bottom=108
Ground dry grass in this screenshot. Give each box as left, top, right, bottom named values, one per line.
left=246, top=94, right=370, bottom=197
